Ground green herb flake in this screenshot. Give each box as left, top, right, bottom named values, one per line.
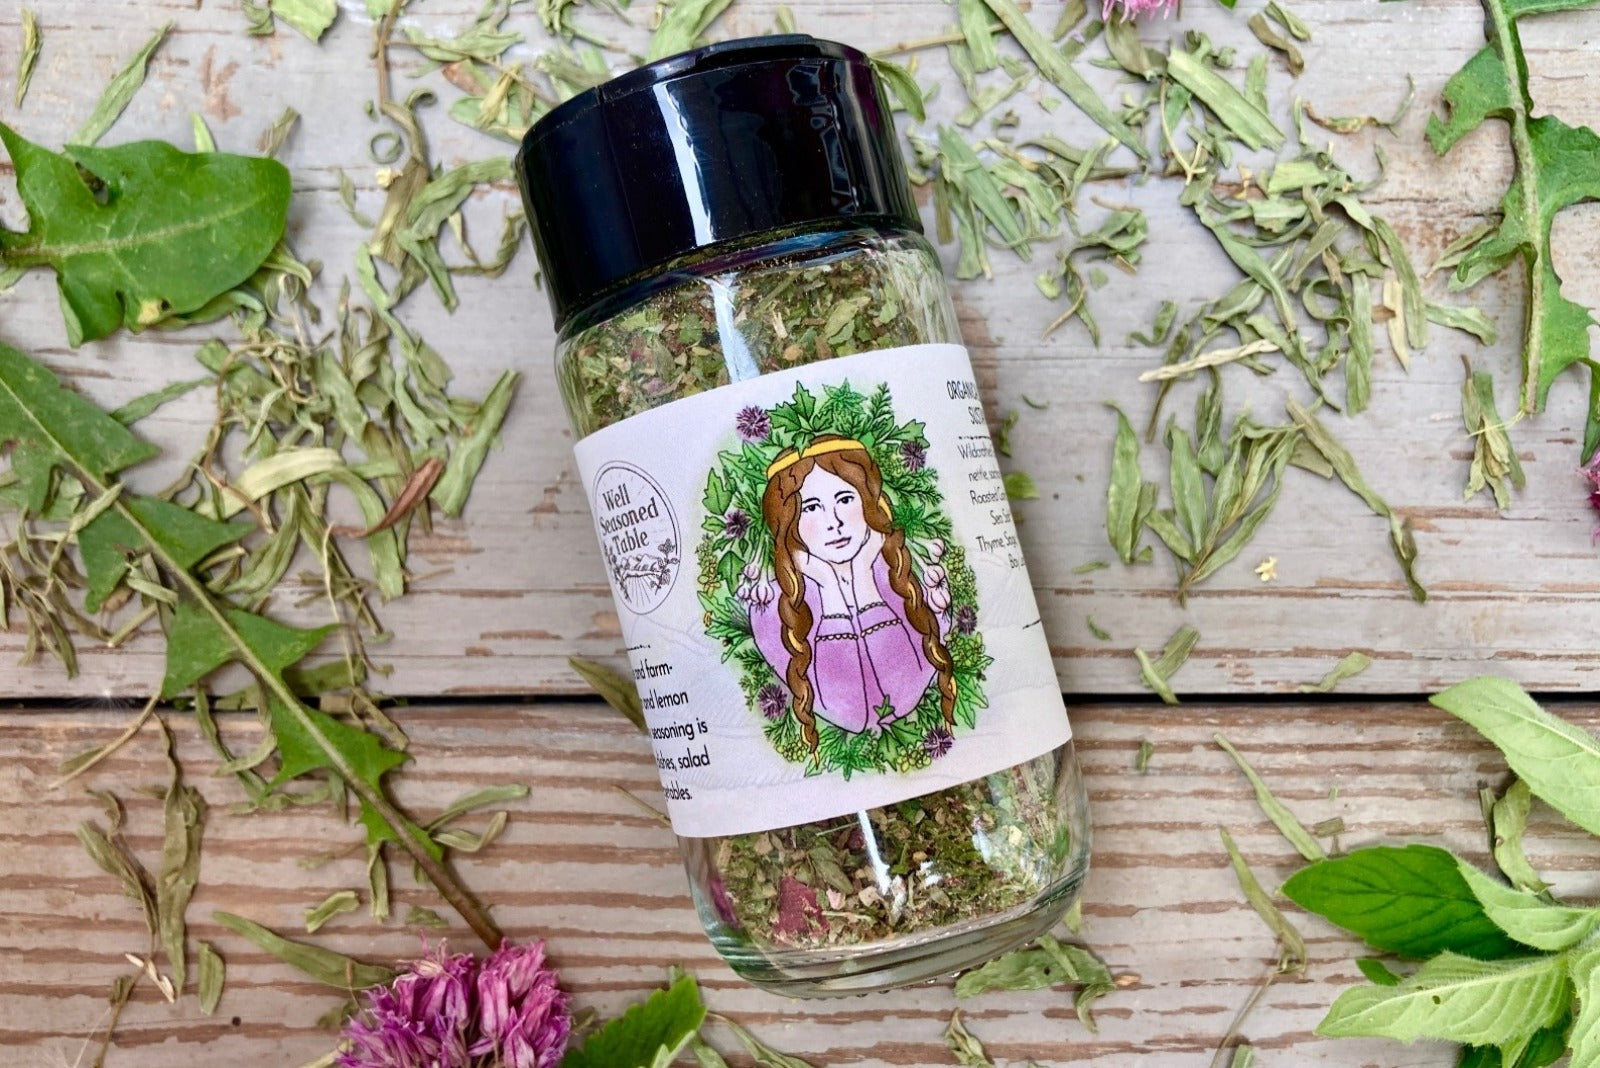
left=74, top=22, right=170, bottom=146
left=272, top=0, right=338, bottom=42
left=647, top=0, right=735, bottom=62
left=1134, top=624, right=1198, bottom=705
left=1460, top=358, right=1526, bottom=511
left=570, top=656, right=647, bottom=732
left=944, top=1010, right=997, bottom=1067
left=213, top=911, right=397, bottom=990
left=1087, top=616, right=1111, bottom=642
left=15, top=10, right=40, bottom=109
left=1299, top=651, right=1373, bottom=694
left=197, top=942, right=225, bottom=1015
left=1215, top=733, right=1324, bottom=862
left=303, top=890, right=361, bottom=933
left=156, top=721, right=206, bottom=993
left=1219, top=827, right=1306, bottom=974
left=1135, top=738, right=1154, bottom=773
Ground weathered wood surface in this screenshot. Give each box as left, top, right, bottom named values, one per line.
left=9, top=698, right=1597, bottom=1067
left=1, top=0, right=1599, bottom=698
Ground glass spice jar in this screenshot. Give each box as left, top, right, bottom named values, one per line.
left=517, top=36, right=1090, bottom=997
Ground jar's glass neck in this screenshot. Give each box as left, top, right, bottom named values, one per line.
left=555, top=223, right=920, bottom=341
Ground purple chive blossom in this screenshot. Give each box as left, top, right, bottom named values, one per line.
left=900, top=440, right=927, bottom=472
left=953, top=604, right=978, bottom=636
left=757, top=683, right=788, bottom=721
left=735, top=405, right=772, bottom=443
left=1583, top=456, right=1600, bottom=542
left=1103, top=0, right=1177, bottom=19
left=723, top=508, right=751, bottom=540
left=339, top=941, right=570, bottom=1068
left=923, top=727, right=955, bottom=760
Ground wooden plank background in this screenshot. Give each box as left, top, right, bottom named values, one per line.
left=2, top=0, right=1599, bottom=1065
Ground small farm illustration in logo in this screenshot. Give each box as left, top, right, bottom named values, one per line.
left=697, top=380, right=991, bottom=778
left=592, top=462, right=681, bottom=615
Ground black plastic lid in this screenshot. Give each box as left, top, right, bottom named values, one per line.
left=516, top=35, right=922, bottom=331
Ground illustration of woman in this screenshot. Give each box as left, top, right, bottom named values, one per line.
left=741, top=435, right=956, bottom=755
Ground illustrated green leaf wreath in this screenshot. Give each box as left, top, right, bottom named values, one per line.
left=696, top=379, right=992, bottom=779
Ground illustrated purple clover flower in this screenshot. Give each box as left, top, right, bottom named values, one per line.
left=953, top=604, right=978, bottom=636
left=1103, top=0, right=1177, bottom=19
left=723, top=508, right=751, bottom=540
left=923, top=727, right=955, bottom=760
left=735, top=405, right=772, bottom=443
left=757, top=683, right=788, bottom=721
left=338, top=941, right=570, bottom=1068
left=900, top=440, right=927, bottom=472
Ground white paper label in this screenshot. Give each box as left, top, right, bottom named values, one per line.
left=574, top=343, right=1071, bottom=838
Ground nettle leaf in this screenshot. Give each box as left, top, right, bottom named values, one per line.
left=1426, top=0, right=1600, bottom=446
left=1317, top=951, right=1570, bottom=1046
left=561, top=974, right=706, bottom=1068
left=1432, top=676, right=1600, bottom=839
left=0, top=124, right=290, bottom=345
left=0, top=342, right=156, bottom=510
left=1282, top=845, right=1524, bottom=960
left=1456, top=857, right=1600, bottom=952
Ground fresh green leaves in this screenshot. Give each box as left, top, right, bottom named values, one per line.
left=1433, top=677, right=1600, bottom=839
left=1427, top=0, right=1600, bottom=455
left=561, top=974, right=706, bottom=1068
left=1284, top=845, right=1522, bottom=960
left=1295, top=679, right=1600, bottom=1064
left=0, top=126, right=290, bottom=345
left=1319, top=952, right=1570, bottom=1045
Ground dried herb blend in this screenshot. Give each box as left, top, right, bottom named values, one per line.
left=520, top=37, right=1089, bottom=993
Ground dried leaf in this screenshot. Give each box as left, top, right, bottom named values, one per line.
left=405, top=905, right=451, bottom=930
left=943, top=1011, right=996, bottom=1067
left=1135, top=624, right=1198, bottom=705
left=1166, top=46, right=1285, bottom=151
left=432, top=371, right=517, bottom=516
left=647, top=0, right=735, bottom=61
left=272, top=0, right=338, bottom=42
left=1215, top=733, right=1324, bottom=862
left=74, top=22, right=169, bottom=146
left=871, top=57, right=926, bottom=124
left=304, top=890, right=361, bottom=933
left=157, top=721, right=206, bottom=992
left=15, top=10, right=40, bottom=109
left=332, top=456, right=444, bottom=537
left=77, top=818, right=157, bottom=936
left=197, top=942, right=224, bottom=1015
left=213, top=911, right=396, bottom=990
left=570, top=656, right=647, bottom=732
left=1219, top=827, right=1307, bottom=974
left=1299, top=652, right=1373, bottom=694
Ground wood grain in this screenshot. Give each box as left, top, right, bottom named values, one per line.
left=2, top=1, right=1599, bottom=698
left=8, top=697, right=1596, bottom=1067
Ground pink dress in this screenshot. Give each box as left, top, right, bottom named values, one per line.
left=750, top=556, right=940, bottom=735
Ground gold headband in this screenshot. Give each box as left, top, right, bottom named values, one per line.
left=765, top=438, right=867, bottom=480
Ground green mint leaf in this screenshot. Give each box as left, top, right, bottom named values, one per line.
left=560, top=974, right=706, bottom=1068
left=1456, top=856, right=1600, bottom=951
left=213, top=911, right=396, bottom=990
left=1282, top=845, right=1523, bottom=960
left=1356, top=958, right=1403, bottom=986
left=1432, top=676, right=1600, bottom=839
left=1316, top=951, right=1570, bottom=1046
left=0, top=125, right=290, bottom=346
left=1570, top=946, right=1600, bottom=1068
left=1426, top=0, right=1600, bottom=447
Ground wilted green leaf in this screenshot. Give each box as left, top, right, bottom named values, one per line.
left=1299, top=652, right=1373, bottom=694
left=74, top=22, right=169, bottom=146
left=1215, top=733, right=1324, bottom=862
left=197, top=942, right=225, bottom=1015
left=213, top=911, right=396, bottom=990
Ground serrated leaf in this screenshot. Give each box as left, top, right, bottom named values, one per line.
left=0, top=342, right=157, bottom=511
left=213, top=911, right=396, bottom=991
left=161, top=600, right=334, bottom=699
left=1455, top=857, right=1600, bottom=951
left=1283, top=845, right=1524, bottom=960
left=1427, top=0, right=1600, bottom=441
left=1433, top=676, right=1600, bottom=839
left=1316, top=951, right=1569, bottom=1045
left=81, top=498, right=250, bottom=612
left=0, top=125, right=290, bottom=345
left=560, top=974, right=706, bottom=1068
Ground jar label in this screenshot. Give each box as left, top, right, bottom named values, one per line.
left=573, top=343, right=1072, bottom=838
